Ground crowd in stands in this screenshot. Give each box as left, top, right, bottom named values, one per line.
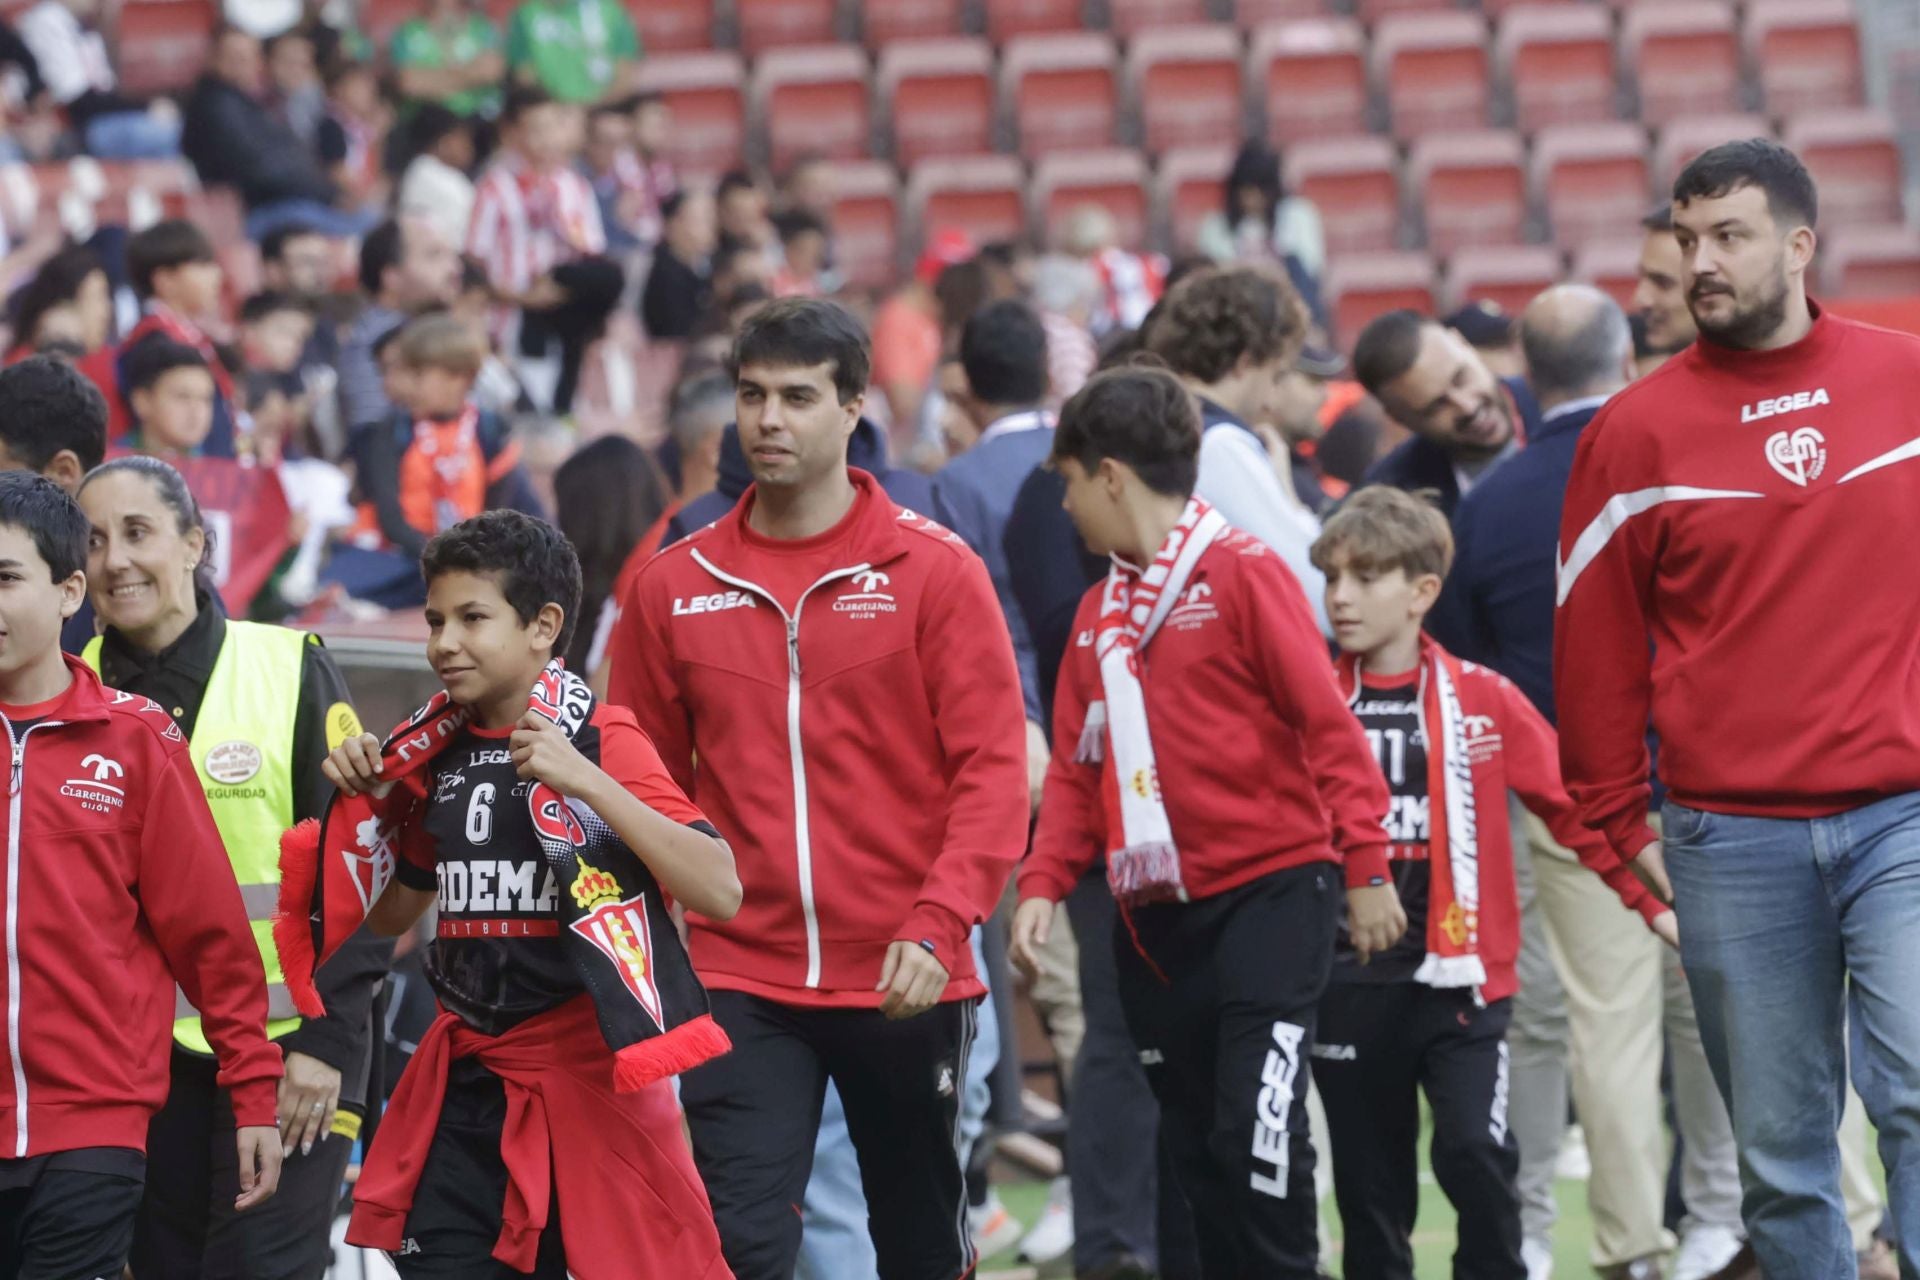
left=0, top=3, right=1906, bottom=1280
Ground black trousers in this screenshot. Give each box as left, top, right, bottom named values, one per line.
left=1114, top=863, right=1338, bottom=1280
left=518, top=255, right=624, bottom=415
left=1066, top=868, right=1203, bottom=1279
left=0, top=1164, right=143, bottom=1279
left=387, top=1060, right=567, bottom=1278
left=679, top=990, right=976, bottom=1280
left=1315, top=982, right=1524, bottom=1280
left=131, top=1047, right=355, bottom=1280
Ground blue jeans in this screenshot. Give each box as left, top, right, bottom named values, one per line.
left=1664, top=794, right=1920, bottom=1279
left=795, top=933, right=1000, bottom=1280
left=83, top=111, right=181, bottom=159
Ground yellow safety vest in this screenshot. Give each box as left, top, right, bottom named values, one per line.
left=86, top=622, right=311, bottom=1053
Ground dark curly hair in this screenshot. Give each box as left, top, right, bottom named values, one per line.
left=1144, top=264, right=1308, bottom=386
left=421, top=510, right=585, bottom=659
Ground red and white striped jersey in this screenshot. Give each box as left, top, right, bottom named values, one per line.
left=467, top=154, right=608, bottom=297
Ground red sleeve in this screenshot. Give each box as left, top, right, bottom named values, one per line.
left=1490, top=670, right=1665, bottom=927
left=1233, top=545, right=1392, bottom=887
left=593, top=708, right=708, bottom=827
left=606, top=562, right=697, bottom=796
left=1554, top=410, right=1663, bottom=863
left=138, top=744, right=283, bottom=1126
left=897, top=546, right=1031, bottom=962
left=1019, top=592, right=1104, bottom=904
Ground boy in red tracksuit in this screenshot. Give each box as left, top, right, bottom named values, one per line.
left=1310, top=486, right=1671, bottom=1280
left=0, top=471, right=283, bottom=1277
left=1010, top=367, right=1399, bottom=1279
left=609, top=298, right=1029, bottom=1280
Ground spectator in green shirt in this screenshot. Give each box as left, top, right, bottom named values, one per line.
left=391, top=0, right=505, bottom=120
left=505, top=0, right=642, bottom=106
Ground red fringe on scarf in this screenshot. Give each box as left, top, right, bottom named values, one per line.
left=273, top=818, right=328, bottom=1019
left=612, top=1013, right=733, bottom=1092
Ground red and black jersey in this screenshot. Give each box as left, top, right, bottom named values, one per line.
left=1335, top=676, right=1431, bottom=982
left=394, top=707, right=715, bottom=1036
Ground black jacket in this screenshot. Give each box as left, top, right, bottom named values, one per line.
left=1003, top=464, right=1105, bottom=737
left=95, top=596, right=393, bottom=1090
left=661, top=417, right=935, bottom=548
left=1359, top=375, right=1543, bottom=517
left=183, top=73, right=335, bottom=210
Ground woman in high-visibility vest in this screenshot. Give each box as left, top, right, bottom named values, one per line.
left=77, top=455, right=392, bottom=1280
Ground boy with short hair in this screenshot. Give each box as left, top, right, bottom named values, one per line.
left=123, top=338, right=218, bottom=458
left=292, top=508, right=736, bottom=1277
left=1011, top=366, right=1400, bottom=1278
left=0, top=469, right=283, bottom=1277
left=0, top=354, right=110, bottom=651
left=1308, top=486, right=1674, bottom=1280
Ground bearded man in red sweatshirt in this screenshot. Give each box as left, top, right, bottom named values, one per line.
left=610, top=298, right=1029, bottom=1280
left=1555, top=138, right=1920, bottom=1279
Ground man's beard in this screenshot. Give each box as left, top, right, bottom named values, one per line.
left=1691, top=268, right=1791, bottom=350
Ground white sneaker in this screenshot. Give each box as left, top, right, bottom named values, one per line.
left=968, top=1189, right=1025, bottom=1259
left=1672, top=1224, right=1745, bottom=1280
left=1554, top=1124, right=1592, bottom=1181
left=1522, top=1235, right=1555, bottom=1280
left=1017, top=1177, right=1074, bottom=1266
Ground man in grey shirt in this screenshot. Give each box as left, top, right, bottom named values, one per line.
left=337, top=215, right=461, bottom=440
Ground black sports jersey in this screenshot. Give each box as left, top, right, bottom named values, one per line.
left=1335, top=678, right=1430, bottom=982
left=394, top=716, right=715, bottom=1036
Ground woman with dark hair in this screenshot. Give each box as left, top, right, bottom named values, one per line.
left=1196, top=139, right=1327, bottom=289
left=74, top=454, right=392, bottom=1280
left=553, top=434, right=668, bottom=678
left=7, top=244, right=113, bottom=362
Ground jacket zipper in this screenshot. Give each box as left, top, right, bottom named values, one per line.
left=690, top=549, right=870, bottom=989
left=5, top=718, right=55, bottom=1158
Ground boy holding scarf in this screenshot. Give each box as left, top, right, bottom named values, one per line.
left=1310, top=486, right=1675, bottom=1279
left=1011, top=367, right=1400, bottom=1278
left=284, top=509, right=737, bottom=1278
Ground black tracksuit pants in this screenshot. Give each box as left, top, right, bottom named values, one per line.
left=678, top=990, right=976, bottom=1280
left=1113, top=863, right=1338, bottom=1280
left=1315, top=981, right=1524, bottom=1280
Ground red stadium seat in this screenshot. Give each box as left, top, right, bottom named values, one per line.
left=829, top=161, right=904, bottom=290
left=1785, top=109, right=1905, bottom=232
left=1326, top=251, right=1438, bottom=346
left=1623, top=2, right=1742, bottom=128
left=1232, top=0, right=1336, bottom=22
left=753, top=45, right=871, bottom=172
left=985, top=0, right=1082, bottom=43
left=907, top=156, right=1028, bottom=251
left=1034, top=149, right=1153, bottom=251
left=1354, top=0, right=1455, bottom=21
left=1158, top=145, right=1235, bottom=255
left=862, top=0, right=965, bottom=47
left=1002, top=33, right=1119, bottom=160
left=1653, top=114, right=1771, bottom=189
left=1108, top=0, right=1210, bottom=40
left=1746, top=0, right=1864, bottom=118
left=1250, top=19, right=1369, bottom=145
left=1374, top=12, right=1493, bottom=141
left=1409, top=130, right=1528, bottom=257
left=116, top=0, right=215, bottom=98
left=1498, top=5, right=1618, bottom=134
left=879, top=38, right=995, bottom=166
left=1286, top=135, right=1400, bottom=255
left=735, top=0, right=838, bottom=57
left=1570, top=239, right=1645, bottom=313
left=1533, top=122, right=1652, bottom=251
left=1822, top=227, right=1920, bottom=300
left=627, top=0, right=715, bottom=52
left=634, top=53, right=747, bottom=177
left=1445, top=245, right=1564, bottom=315
left=1128, top=27, right=1244, bottom=156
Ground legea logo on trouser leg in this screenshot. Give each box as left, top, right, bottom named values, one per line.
left=1250, top=1021, right=1306, bottom=1199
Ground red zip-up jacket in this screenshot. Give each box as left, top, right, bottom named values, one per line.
left=1555, top=307, right=1920, bottom=861
left=1020, top=528, right=1392, bottom=906
left=1334, top=640, right=1664, bottom=1002
left=3, top=657, right=281, bottom=1158
left=609, top=469, right=1029, bottom=1007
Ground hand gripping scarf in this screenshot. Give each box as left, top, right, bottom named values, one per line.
left=1074, top=499, right=1228, bottom=908
left=275, top=661, right=731, bottom=1089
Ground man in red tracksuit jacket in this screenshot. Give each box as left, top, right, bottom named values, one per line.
left=0, top=471, right=282, bottom=1277
left=1010, top=367, right=1400, bottom=1279
left=1555, top=139, right=1920, bottom=1278
left=608, top=299, right=1029, bottom=1280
